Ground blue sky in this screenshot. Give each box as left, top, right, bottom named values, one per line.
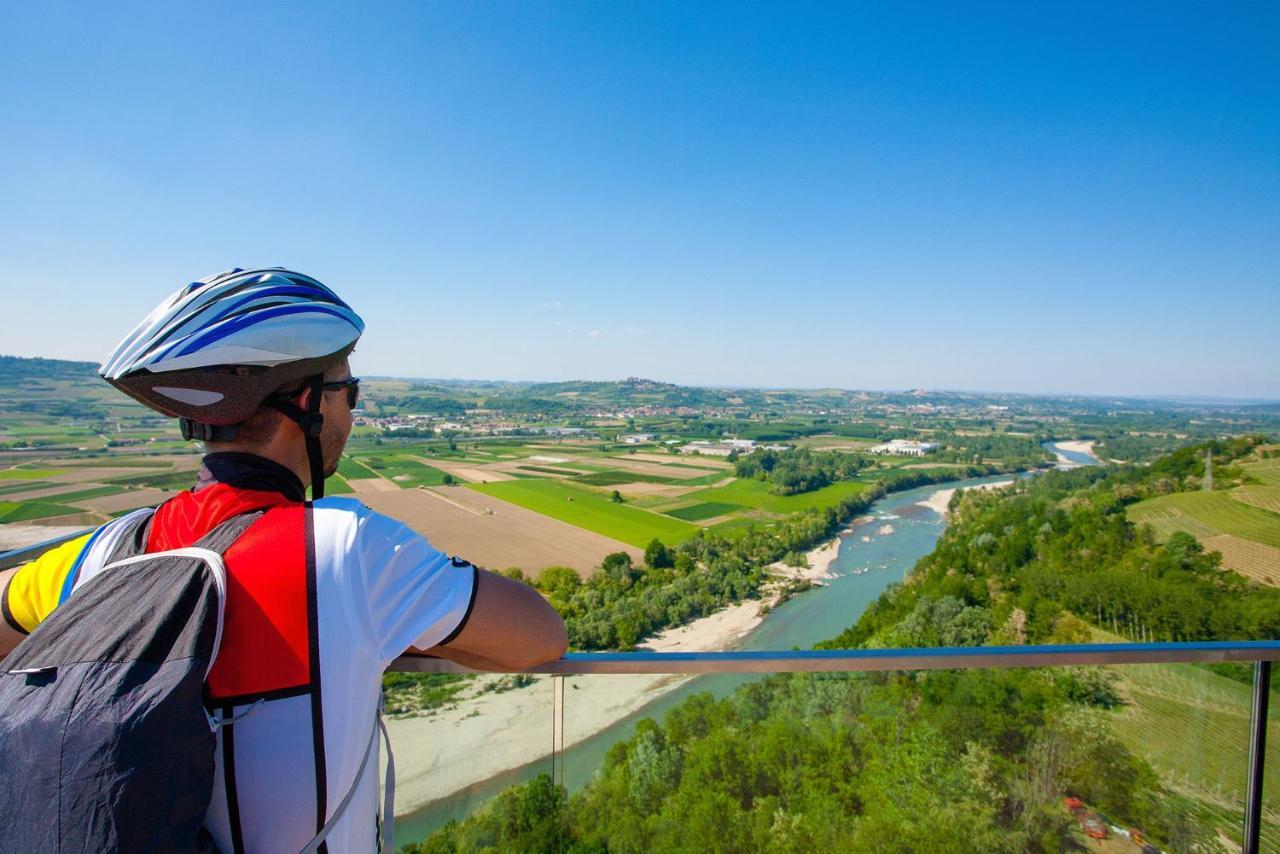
left=2, top=2, right=1276, bottom=397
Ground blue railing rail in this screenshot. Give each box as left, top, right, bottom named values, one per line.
left=391, top=640, right=1280, bottom=674
left=0, top=530, right=93, bottom=571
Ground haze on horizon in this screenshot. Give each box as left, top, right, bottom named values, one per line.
left=1, top=4, right=1276, bottom=399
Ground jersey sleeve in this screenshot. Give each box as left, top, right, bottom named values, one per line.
left=3, top=533, right=92, bottom=634
left=353, top=508, right=478, bottom=664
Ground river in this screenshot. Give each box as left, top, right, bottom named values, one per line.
left=1044, top=439, right=1103, bottom=467
left=395, top=470, right=1047, bottom=844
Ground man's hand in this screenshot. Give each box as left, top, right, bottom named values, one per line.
left=412, top=568, right=567, bottom=671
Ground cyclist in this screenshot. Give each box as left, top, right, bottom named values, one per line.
left=0, top=268, right=568, bottom=852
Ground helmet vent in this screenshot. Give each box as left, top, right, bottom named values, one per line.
left=153, top=386, right=225, bottom=406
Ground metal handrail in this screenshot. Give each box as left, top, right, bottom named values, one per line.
left=391, top=640, right=1280, bottom=674
left=0, top=530, right=94, bottom=571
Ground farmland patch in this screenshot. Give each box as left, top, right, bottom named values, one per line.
left=571, top=470, right=674, bottom=486
left=684, top=478, right=871, bottom=515
left=0, top=501, right=85, bottom=523
left=664, top=502, right=740, bottom=522
left=358, top=486, right=641, bottom=576
left=1202, top=535, right=1280, bottom=587
left=0, top=467, right=67, bottom=480
left=1231, top=486, right=1280, bottom=516
left=1128, top=491, right=1280, bottom=549
left=467, top=479, right=698, bottom=548
left=517, top=465, right=581, bottom=477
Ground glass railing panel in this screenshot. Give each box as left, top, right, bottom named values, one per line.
left=1101, top=661, right=1266, bottom=851
left=384, top=670, right=556, bottom=850
left=397, top=664, right=1269, bottom=852
left=1266, top=663, right=1280, bottom=852
left=384, top=648, right=1280, bottom=853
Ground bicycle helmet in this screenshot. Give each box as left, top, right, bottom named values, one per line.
left=101, top=267, right=365, bottom=497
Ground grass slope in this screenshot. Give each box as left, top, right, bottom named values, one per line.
left=1243, top=459, right=1280, bottom=487
left=1128, top=491, right=1280, bottom=549
left=0, top=501, right=84, bottom=523
left=680, top=477, right=871, bottom=515
left=467, top=479, right=698, bottom=547
left=0, top=468, right=67, bottom=480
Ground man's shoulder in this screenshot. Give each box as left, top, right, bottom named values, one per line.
left=310, top=496, right=439, bottom=553
left=311, top=495, right=370, bottom=515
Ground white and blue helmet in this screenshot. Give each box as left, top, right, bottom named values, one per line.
left=101, top=268, right=364, bottom=426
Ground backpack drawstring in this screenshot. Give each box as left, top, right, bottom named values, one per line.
left=204, top=698, right=266, bottom=732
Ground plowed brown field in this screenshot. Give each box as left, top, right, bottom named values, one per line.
left=357, top=486, right=641, bottom=577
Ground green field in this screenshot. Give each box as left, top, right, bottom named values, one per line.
left=1243, top=459, right=1280, bottom=487
left=106, top=469, right=198, bottom=490
left=467, top=479, right=698, bottom=547
left=338, top=455, right=380, bottom=480
left=679, top=477, right=872, bottom=515
left=517, top=465, right=582, bottom=476
left=665, top=501, right=739, bottom=521
left=0, top=481, right=51, bottom=496
left=46, top=485, right=126, bottom=504
left=704, top=517, right=758, bottom=538
left=1128, top=491, right=1280, bottom=549
left=0, top=467, right=68, bottom=480
left=572, top=470, right=674, bottom=486
left=0, top=501, right=83, bottom=523
left=1232, top=486, right=1280, bottom=515
left=324, top=474, right=354, bottom=495
left=357, top=454, right=458, bottom=487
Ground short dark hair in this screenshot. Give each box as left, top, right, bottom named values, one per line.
left=229, top=405, right=289, bottom=447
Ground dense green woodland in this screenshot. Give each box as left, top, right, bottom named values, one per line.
left=733, top=447, right=866, bottom=495
left=405, top=438, right=1278, bottom=853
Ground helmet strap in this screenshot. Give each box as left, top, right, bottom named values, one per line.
left=265, top=374, right=328, bottom=500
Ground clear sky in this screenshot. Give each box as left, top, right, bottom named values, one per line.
left=1, top=3, right=1276, bottom=398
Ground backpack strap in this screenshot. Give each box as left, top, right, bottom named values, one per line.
left=299, top=698, right=394, bottom=854
left=98, top=508, right=265, bottom=569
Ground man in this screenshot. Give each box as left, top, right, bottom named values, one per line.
left=0, top=268, right=567, bottom=852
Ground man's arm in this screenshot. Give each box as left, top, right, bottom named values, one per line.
left=414, top=568, right=567, bottom=671
left=0, top=567, right=26, bottom=658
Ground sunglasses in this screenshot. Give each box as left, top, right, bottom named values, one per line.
left=320, top=377, right=361, bottom=410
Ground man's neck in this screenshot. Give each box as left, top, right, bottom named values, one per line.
left=199, top=452, right=307, bottom=501
left=204, top=436, right=312, bottom=490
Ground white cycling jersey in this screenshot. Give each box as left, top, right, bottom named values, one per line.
left=201, top=498, right=474, bottom=853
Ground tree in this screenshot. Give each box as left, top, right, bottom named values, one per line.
left=602, top=552, right=637, bottom=585
left=644, top=538, right=674, bottom=569
left=611, top=489, right=624, bottom=503
left=442, top=473, right=456, bottom=486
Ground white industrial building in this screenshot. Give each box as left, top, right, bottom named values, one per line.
left=866, top=439, right=940, bottom=457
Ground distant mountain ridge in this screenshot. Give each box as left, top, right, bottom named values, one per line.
left=0, top=355, right=99, bottom=384
left=5, top=356, right=1278, bottom=412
